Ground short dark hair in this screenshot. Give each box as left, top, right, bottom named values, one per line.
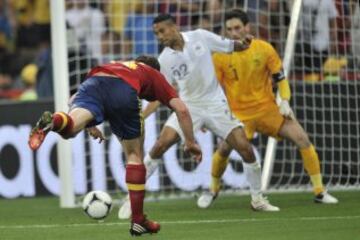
left=135, top=55, right=160, bottom=71
left=225, top=9, right=249, bottom=25
left=153, top=14, right=176, bottom=25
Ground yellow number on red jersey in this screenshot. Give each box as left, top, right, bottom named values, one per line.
left=122, top=61, right=138, bottom=70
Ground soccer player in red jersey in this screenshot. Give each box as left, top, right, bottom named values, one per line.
left=28, top=55, right=202, bottom=236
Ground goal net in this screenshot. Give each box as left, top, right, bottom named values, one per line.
left=53, top=0, right=360, bottom=205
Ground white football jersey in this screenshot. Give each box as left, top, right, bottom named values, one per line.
left=158, top=29, right=234, bottom=104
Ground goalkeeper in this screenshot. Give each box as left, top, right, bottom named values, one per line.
left=197, top=9, right=338, bottom=208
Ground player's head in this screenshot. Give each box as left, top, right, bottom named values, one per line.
left=135, top=55, right=160, bottom=71
left=224, top=9, right=250, bottom=41
left=153, top=14, right=180, bottom=47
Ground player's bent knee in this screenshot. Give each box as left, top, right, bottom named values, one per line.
left=218, top=142, right=232, bottom=156
left=294, top=133, right=311, bottom=148
left=230, top=139, right=255, bottom=163
left=152, top=139, right=170, bottom=157
left=225, top=141, right=255, bottom=163
left=240, top=145, right=256, bottom=163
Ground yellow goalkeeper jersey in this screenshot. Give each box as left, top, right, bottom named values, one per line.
left=213, top=39, right=282, bottom=121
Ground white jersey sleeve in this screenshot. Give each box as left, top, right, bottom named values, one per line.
left=197, top=29, right=234, bottom=53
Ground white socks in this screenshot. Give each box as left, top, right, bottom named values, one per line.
left=143, top=154, right=263, bottom=200
left=243, top=161, right=263, bottom=200
left=144, top=153, right=160, bottom=179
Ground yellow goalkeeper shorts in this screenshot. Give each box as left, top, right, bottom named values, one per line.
left=234, top=102, right=285, bottom=140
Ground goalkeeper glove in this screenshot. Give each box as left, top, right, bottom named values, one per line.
left=279, top=100, right=295, bottom=120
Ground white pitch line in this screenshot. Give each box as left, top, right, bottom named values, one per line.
left=0, top=215, right=359, bottom=230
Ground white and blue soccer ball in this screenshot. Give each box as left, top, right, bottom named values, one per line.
left=82, top=190, right=112, bottom=220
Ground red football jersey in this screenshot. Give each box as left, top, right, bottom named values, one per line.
left=87, top=61, right=178, bottom=108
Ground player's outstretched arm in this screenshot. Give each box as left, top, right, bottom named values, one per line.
left=169, top=98, right=202, bottom=162
left=143, top=101, right=161, bottom=119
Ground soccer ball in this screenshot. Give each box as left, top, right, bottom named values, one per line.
left=82, top=191, right=112, bottom=220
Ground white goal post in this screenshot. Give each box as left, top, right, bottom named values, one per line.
left=50, top=0, right=74, bottom=208
left=261, top=0, right=302, bottom=191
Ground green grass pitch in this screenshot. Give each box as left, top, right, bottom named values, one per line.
left=1, top=191, right=359, bottom=240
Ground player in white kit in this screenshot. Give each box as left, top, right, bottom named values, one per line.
left=119, top=14, right=279, bottom=219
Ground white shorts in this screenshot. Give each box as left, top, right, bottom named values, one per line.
left=165, top=100, right=243, bottom=141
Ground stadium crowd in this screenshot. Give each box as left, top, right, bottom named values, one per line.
left=0, top=0, right=358, bottom=101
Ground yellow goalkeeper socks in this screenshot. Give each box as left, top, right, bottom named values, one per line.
left=300, top=145, right=324, bottom=195
left=210, top=151, right=229, bottom=194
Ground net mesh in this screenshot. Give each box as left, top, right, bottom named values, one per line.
left=63, top=0, right=360, bottom=197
